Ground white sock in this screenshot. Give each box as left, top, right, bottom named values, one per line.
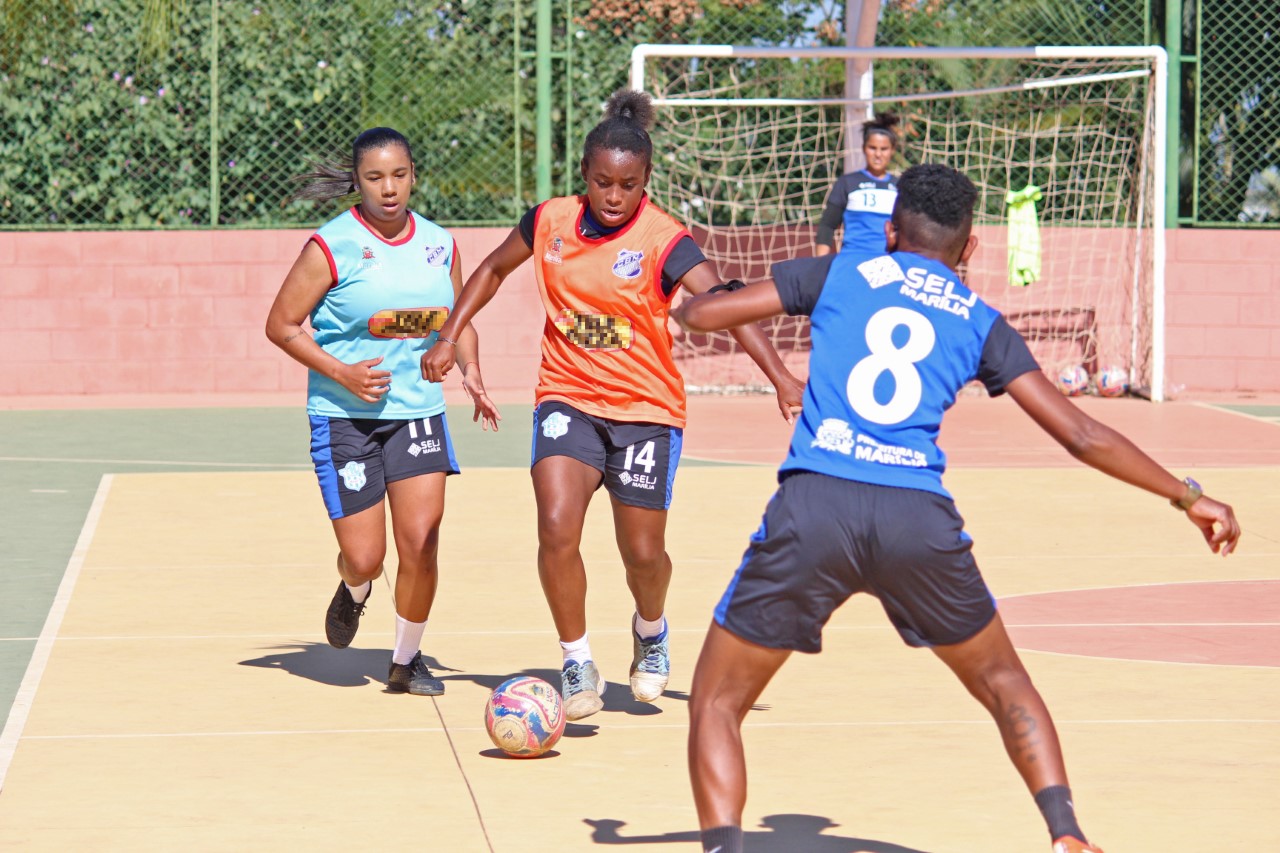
left=345, top=580, right=371, bottom=604
left=634, top=612, right=666, bottom=640
left=560, top=633, right=592, bottom=665
left=392, top=615, right=427, bottom=665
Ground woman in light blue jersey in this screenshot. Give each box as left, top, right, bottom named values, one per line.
left=814, top=112, right=901, bottom=257
left=266, top=127, right=500, bottom=696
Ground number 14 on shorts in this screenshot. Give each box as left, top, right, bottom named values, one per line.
left=623, top=441, right=657, bottom=474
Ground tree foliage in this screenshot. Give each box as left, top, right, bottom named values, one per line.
left=1, top=0, right=1273, bottom=227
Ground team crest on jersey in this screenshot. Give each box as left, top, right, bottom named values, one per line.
left=811, top=418, right=855, bottom=455
left=611, top=249, right=644, bottom=279
left=425, top=244, right=449, bottom=267
left=544, top=236, right=564, bottom=265
left=359, top=246, right=381, bottom=271
left=541, top=411, right=571, bottom=440
left=339, top=460, right=367, bottom=491
left=857, top=256, right=905, bottom=289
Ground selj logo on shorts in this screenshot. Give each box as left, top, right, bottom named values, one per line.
left=339, top=460, right=367, bottom=491
left=612, top=249, right=644, bottom=279
left=542, top=411, right=571, bottom=439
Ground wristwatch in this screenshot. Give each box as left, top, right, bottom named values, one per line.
left=1171, top=477, right=1202, bottom=511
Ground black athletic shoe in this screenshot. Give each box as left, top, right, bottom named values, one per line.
left=387, top=651, right=445, bottom=696
left=324, top=581, right=368, bottom=649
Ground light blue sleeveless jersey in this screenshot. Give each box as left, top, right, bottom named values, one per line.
left=841, top=170, right=898, bottom=255
left=781, top=250, right=1001, bottom=498
left=307, top=208, right=455, bottom=419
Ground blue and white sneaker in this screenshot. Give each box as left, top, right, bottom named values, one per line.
left=561, top=659, right=605, bottom=720
left=629, top=623, right=670, bottom=702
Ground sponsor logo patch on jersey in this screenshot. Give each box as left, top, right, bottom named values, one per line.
left=541, top=411, right=571, bottom=439
left=544, top=236, right=564, bottom=265
left=611, top=249, right=644, bottom=280
left=424, top=243, right=449, bottom=267
left=857, top=256, right=906, bottom=289
left=339, top=460, right=367, bottom=491
left=554, top=308, right=633, bottom=350
left=811, top=418, right=855, bottom=455
left=368, top=307, right=449, bottom=338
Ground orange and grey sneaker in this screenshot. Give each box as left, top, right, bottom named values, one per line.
left=1053, top=837, right=1105, bottom=853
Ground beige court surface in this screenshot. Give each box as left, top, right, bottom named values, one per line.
left=1, top=465, right=1277, bottom=852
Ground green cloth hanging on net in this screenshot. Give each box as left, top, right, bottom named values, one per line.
left=1006, top=183, right=1042, bottom=287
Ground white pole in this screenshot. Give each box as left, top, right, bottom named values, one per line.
left=1149, top=47, right=1168, bottom=402
left=844, top=0, right=880, bottom=174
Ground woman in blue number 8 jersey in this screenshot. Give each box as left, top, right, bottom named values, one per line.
left=815, top=112, right=901, bottom=257
left=265, top=127, right=501, bottom=697
left=674, top=164, right=1241, bottom=853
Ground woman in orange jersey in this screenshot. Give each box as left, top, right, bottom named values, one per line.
left=423, top=89, right=804, bottom=721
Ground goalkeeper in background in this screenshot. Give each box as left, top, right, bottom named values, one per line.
left=675, top=163, right=1240, bottom=853
left=815, top=112, right=902, bottom=256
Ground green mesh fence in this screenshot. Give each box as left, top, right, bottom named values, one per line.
left=0, top=0, right=526, bottom=228
left=1194, top=0, right=1280, bottom=224
left=9, top=0, right=1268, bottom=230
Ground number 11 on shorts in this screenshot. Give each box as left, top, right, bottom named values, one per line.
left=624, top=441, right=657, bottom=474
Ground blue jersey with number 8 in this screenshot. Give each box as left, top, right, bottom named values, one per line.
left=775, top=250, right=1029, bottom=498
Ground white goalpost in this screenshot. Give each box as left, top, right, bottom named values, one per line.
left=631, top=44, right=1168, bottom=401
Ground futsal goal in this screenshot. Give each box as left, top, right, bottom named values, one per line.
left=631, top=45, right=1168, bottom=401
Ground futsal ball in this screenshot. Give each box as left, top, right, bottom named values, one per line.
left=1097, top=366, right=1129, bottom=398
left=1056, top=364, right=1089, bottom=397
left=484, top=676, right=565, bottom=758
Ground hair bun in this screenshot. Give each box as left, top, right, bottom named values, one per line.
left=604, top=88, right=655, bottom=132
left=871, top=111, right=900, bottom=130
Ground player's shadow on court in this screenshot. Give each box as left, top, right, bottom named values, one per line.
left=584, top=816, right=931, bottom=852
left=238, top=642, right=459, bottom=689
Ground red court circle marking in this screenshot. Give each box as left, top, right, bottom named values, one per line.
left=998, top=579, right=1280, bottom=668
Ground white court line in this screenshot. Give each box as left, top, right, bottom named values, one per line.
left=38, top=621, right=1280, bottom=643
left=20, top=717, right=1280, bottom=742
left=0, top=455, right=309, bottom=469
left=999, top=577, right=1280, bottom=600
left=83, top=562, right=324, bottom=572
left=1193, top=402, right=1280, bottom=427
left=0, top=473, right=112, bottom=793
left=1004, top=621, right=1280, bottom=628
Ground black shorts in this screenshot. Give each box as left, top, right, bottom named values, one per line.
left=309, top=413, right=459, bottom=520
left=531, top=400, right=682, bottom=510
left=714, top=472, right=996, bottom=653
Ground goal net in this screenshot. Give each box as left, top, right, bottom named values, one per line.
left=632, top=46, right=1167, bottom=400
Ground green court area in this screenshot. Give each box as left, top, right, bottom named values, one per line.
left=0, top=405, right=732, bottom=720
left=1217, top=404, right=1280, bottom=425
left=0, top=406, right=532, bottom=717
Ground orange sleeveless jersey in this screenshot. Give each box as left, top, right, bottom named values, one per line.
left=531, top=195, right=693, bottom=427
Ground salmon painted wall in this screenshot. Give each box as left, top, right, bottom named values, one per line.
left=0, top=228, right=541, bottom=402
left=0, top=227, right=1277, bottom=400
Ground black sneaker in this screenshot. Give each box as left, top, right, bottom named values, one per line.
left=387, top=651, right=445, bottom=696
left=324, top=581, right=368, bottom=649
